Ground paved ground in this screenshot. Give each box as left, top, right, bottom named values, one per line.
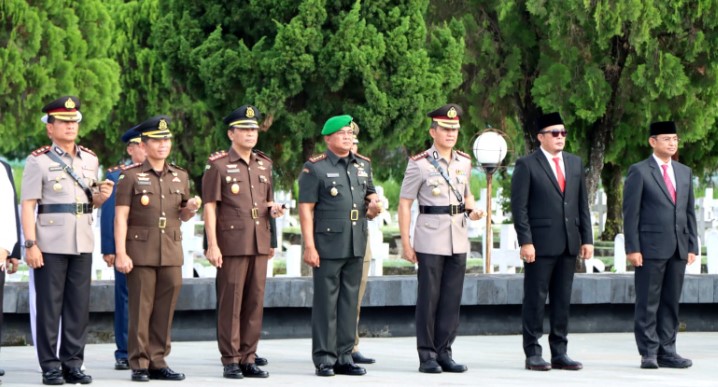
left=1, top=332, right=715, bottom=386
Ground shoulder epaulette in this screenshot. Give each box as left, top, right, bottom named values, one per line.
left=308, top=153, right=327, bottom=163
left=169, top=162, right=186, bottom=172
left=79, top=145, right=96, bottom=157
left=254, top=149, right=272, bottom=162
left=355, top=152, right=371, bottom=162
left=410, top=150, right=429, bottom=161
left=31, top=145, right=51, bottom=157
left=456, top=150, right=472, bottom=160
left=121, top=163, right=142, bottom=171
left=208, top=150, right=228, bottom=162
left=107, top=164, right=123, bottom=173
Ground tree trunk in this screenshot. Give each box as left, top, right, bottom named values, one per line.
left=600, top=163, right=623, bottom=241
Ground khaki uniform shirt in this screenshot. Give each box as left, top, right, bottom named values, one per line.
left=21, top=143, right=99, bottom=255
left=400, top=145, right=472, bottom=256
left=202, top=148, right=273, bottom=256
left=298, top=150, right=376, bottom=259
left=115, top=160, right=190, bottom=266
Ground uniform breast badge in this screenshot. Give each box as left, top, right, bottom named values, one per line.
left=330, top=187, right=338, bottom=197
left=140, top=191, right=150, bottom=206
left=231, top=181, right=240, bottom=194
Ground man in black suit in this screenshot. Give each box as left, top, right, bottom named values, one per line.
left=511, top=112, right=593, bottom=371
left=1, top=159, right=22, bottom=383
left=622, top=121, right=697, bottom=370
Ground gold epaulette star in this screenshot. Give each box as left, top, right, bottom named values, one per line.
left=410, top=150, right=429, bottom=161
left=456, top=150, right=472, bottom=160
left=308, top=153, right=327, bottom=163
left=209, top=150, right=228, bottom=162
left=355, top=152, right=371, bottom=162
left=79, top=145, right=96, bottom=157
left=31, top=145, right=51, bottom=157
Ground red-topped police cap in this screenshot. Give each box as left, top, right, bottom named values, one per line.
left=649, top=121, right=677, bottom=136
left=428, top=104, right=463, bottom=129
left=536, top=112, right=564, bottom=131
left=223, top=105, right=262, bottom=129
left=42, top=96, right=81, bottom=122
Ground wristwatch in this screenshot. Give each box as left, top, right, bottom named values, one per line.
left=24, top=239, right=36, bottom=248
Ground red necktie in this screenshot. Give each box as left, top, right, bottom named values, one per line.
left=661, top=164, right=676, bottom=203
left=552, top=157, right=565, bottom=193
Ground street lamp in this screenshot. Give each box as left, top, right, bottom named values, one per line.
left=473, top=130, right=508, bottom=273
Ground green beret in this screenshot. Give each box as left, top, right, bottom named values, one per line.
left=322, top=115, right=353, bottom=135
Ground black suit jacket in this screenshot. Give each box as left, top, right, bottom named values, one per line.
left=1, top=160, right=20, bottom=259
left=622, top=157, right=698, bottom=260
left=511, top=150, right=593, bottom=256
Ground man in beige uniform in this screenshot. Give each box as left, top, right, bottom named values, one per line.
left=398, top=104, right=483, bottom=374
left=349, top=123, right=375, bottom=365
left=203, top=105, right=284, bottom=379
left=21, top=96, right=113, bottom=385
left=115, top=116, right=201, bottom=382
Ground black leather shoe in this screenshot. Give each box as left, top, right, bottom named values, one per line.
left=115, top=358, right=130, bottom=371
left=223, top=363, right=243, bottom=379
left=333, top=363, right=366, bottom=376
left=551, top=355, right=583, bottom=370
left=418, top=359, right=442, bottom=374
left=42, top=368, right=64, bottom=385
left=0, top=368, right=4, bottom=376
left=351, top=351, right=376, bottom=364
left=131, top=369, right=150, bottom=382
left=657, top=354, right=692, bottom=368
left=240, top=363, right=269, bottom=378
left=437, top=358, right=468, bottom=373
left=63, top=367, right=92, bottom=384
left=640, top=357, right=658, bottom=369
left=525, top=356, right=551, bottom=371
left=148, top=367, right=185, bottom=381
left=255, top=355, right=268, bottom=366
left=315, top=364, right=335, bottom=377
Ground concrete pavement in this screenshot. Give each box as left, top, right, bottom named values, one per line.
left=1, top=332, right=715, bottom=386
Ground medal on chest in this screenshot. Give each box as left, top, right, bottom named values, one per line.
left=140, top=190, right=150, bottom=206
left=329, top=180, right=339, bottom=197
left=429, top=179, right=441, bottom=196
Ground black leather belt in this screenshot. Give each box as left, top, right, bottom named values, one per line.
left=419, top=204, right=465, bottom=215
left=38, top=203, right=93, bottom=215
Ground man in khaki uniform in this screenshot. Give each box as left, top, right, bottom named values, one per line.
left=115, top=116, right=201, bottom=382
left=398, top=104, right=483, bottom=374
left=21, top=96, right=114, bottom=385
left=349, top=123, right=375, bottom=365
left=202, top=105, right=284, bottom=379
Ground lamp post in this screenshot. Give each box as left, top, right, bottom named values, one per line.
left=473, top=131, right=508, bottom=273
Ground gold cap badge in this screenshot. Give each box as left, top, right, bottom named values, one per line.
left=64, top=98, right=76, bottom=109
left=447, top=107, right=457, bottom=119
left=159, top=119, right=168, bottom=130
left=246, top=107, right=255, bottom=118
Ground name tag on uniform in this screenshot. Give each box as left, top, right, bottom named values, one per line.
left=227, top=169, right=240, bottom=173
left=357, top=170, right=369, bottom=177
left=137, top=180, right=151, bottom=186
left=49, top=166, right=63, bottom=172
left=326, top=173, right=340, bottom=177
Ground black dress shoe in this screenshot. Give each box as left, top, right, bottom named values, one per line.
left=240, top=363, right=269, bottom=378
left=437, top=358, right=468, bottom=373
left=640, top=357, right=658, bottom=369
left=115, top=358, right=130, bottom=370
left=351, top=351, right=376, bottom=364
left=657, top=354, right=692, bottom=368
left=131, top=369, right=150, bottom=382
left=223, top=363, right=243, bottom=379
left=525, top=356, right=551, bottom=371
left=418, top=359, right=442, bottom=374
left=333, top=363, right=366, bottom=376
left=63, top=367, right=92, bottom=384
left=315, top=364, right=335, bottom=377
left=42, top=368, right=65, bottom=385
left=255, top=355, right=268, bottom=366
left=148, top=367, right=185, bottom=381
left=551, top=355, right=583, bottom=370
left=0, top=368, right=4, bottom=376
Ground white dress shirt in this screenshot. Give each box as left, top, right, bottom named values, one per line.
left=1, top=164, right=18, bottom=254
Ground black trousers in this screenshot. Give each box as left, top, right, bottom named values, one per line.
left=634, top=253, right=686, bottom=357
left=34, top=253, right=92, bottom=371
left=312, top=257, right=362, bottom=367
left=415, top=252, right=466, bottom=362
left=522, top=253, right=575, bottom=358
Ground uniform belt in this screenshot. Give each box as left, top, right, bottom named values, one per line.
left=419, top=204, right=465, bottom=215
left=38, top=203, right=93, bottom=215
left=315, top=209, right=365, bottom=220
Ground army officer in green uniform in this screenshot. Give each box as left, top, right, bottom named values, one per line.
left=298, top=115, right=381, bottom=377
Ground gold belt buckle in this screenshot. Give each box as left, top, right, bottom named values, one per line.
left=450, top=205, right=459, bottom=215
left=158, top=217, right=167, bottom=229
left=350, top=209, right=359, bottom=221
left=251, top=207, right=259, bottom=219
left=75, top=203, right=83, bottom=216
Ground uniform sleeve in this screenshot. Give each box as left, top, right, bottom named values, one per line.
left=21, top=155, right=43, bottom=201
left=202, top=162, right=222, bottom=203
left=622, top=164, right=643, bottom=254
left=181, top=171, right=190, bottom=207
left=100, top=170, right=119, bottom=254
left=399, top=159, right=422, bottom=199
left=266, top=163, right=274, bottom=203
left=115, top=172, right=133, bottom=206
left=510, top=157, right=532, bottom=246
left=298, top=162, right=319, bottom=203
left=365, top=162, right=376, bottom=196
